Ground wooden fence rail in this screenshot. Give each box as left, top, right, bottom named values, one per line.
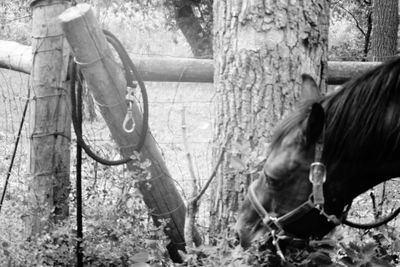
left=0, top=40, right=381, bottom=84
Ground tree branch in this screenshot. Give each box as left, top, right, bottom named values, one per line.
left=181, top=107, right=231, bottom=248
left=194, top=134, right=231, bottom=203
left=338, top=5, right=366, bottom=36
left=181, top=106, right=199, bottom=248
left=181, top=106, right=198, bottom=195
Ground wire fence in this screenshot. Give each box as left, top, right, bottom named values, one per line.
left=0, top=63, right=217, bottom=236
left=78, top=79, right=217, bottom=227
left=2, top=55, right=400, bottom=250
left=0, top=8, right=218, bottom=244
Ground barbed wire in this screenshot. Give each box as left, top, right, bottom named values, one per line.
left=0, top=15, right=32, bottom=23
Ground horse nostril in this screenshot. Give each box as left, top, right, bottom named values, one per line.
left=234, top=232, right=240, bottom=246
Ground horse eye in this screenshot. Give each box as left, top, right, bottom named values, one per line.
left=265, top=175, right=283, bottom=188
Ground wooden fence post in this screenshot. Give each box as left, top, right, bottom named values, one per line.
left=27, top=0, right=71, bottom=236
left=59, top=4, right=199, bottom=260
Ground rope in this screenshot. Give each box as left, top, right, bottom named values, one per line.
left=69, top=30, right=149, bottom=166
left=75, top=71, right=83, bottom=267
left=73, top=54, right=108, bottom=67
left=343, top=207, right=400, bottom=229
left=69, top=30, right=150, bottom=266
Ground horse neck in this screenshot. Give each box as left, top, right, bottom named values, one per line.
left=321, top=90, right=400, bottom=204
left=324, top=158, right=400, bottom=211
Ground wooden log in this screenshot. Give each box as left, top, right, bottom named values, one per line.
left=131, top=55, right=213, bottom=83
left=0, top=40, right=382, bottom=84
left=0, top=41, right=32, bottom=74
left=327, top=61, right=381, bottom=84
left=58, top=4, right=198, bottom=261
left=0, top=40, right=214, bottom=82
left=27, top=0, right=71, bottom=236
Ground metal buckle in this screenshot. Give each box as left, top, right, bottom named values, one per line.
left=315, top=205, right=341, bottom=225
left=309, top=162, right=326, bottom=185
left=123, top=87, right=136, bottom=133
left=271, top=230, right=286, bottom=261
left=309, top=162, right=326, bottom=206
left=263, top=216, right=282, bottom=232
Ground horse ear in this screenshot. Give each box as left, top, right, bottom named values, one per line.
left=301, top=74, right=321, bottom=101
left=305, top=103, right=325, bottom=146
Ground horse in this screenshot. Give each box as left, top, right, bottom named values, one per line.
left=235, top=57, right=400, bottom=249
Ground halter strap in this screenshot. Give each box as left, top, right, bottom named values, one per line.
left=248, top=175, right=341, bottom=235
left=310, top=127, right=326, bottom=206
left=314, top=130, right=324, bottom=162
left=248, top=181, right=280, bottom=231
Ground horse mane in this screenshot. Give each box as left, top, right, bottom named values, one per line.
left=271, top=57, right=400, bottom=165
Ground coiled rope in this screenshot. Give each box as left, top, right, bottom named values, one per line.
left=69, top=29, right=149, bottom=166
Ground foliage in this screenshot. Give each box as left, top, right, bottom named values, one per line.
left=177, top=225, right=399, bottom=267
left=329, top=0, right=372, bottom=60
left=1, top=0, right=372, bottom=60
left=90, top=0, right=213, bottom=57
left=0, top=0, right=31, bottom=44
left=0, top=153, right=173, bottom=266
left=86, top=0, right=165, bottom=31
left=330, top=0, right=372, bottom=34
left=0, top=0, right=193, bottom=56
left=162, top=0, right=213, bottom=41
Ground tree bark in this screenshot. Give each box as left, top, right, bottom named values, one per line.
left=370, top=0, right=398, bottom=61
left=210, top=1, right=329, bottom=236
left=27, top=0, right=71, bottom=236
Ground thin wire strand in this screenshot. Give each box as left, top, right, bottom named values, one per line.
left=2, top=15, right=32, bottom=23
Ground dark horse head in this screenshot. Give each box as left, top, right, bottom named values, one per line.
left=236, top=57, right=400, bottom=248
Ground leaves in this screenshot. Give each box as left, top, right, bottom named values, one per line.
left=308, top=251, right=333, bottom=265
left=337, top=241, right=397, bottom=267
left=361, top=242, right=376, bottom=256
left=1, top=241, right=9, bottom=248
left=329, top=0, right=372, bottom=60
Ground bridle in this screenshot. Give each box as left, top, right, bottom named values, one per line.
left=247, top=121, right=400, bottom=259
left=248, top=131, right=342, bottom=235
left=246, top=129, right=344, bottom=259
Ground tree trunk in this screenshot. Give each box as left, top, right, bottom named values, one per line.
left=370, top=0, right=398, bottom=61
left=171, top=0, right=213, bottom=58
left=210, top=1, right=329, bottom=237
left=27, top=0, right=71, bottom=236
